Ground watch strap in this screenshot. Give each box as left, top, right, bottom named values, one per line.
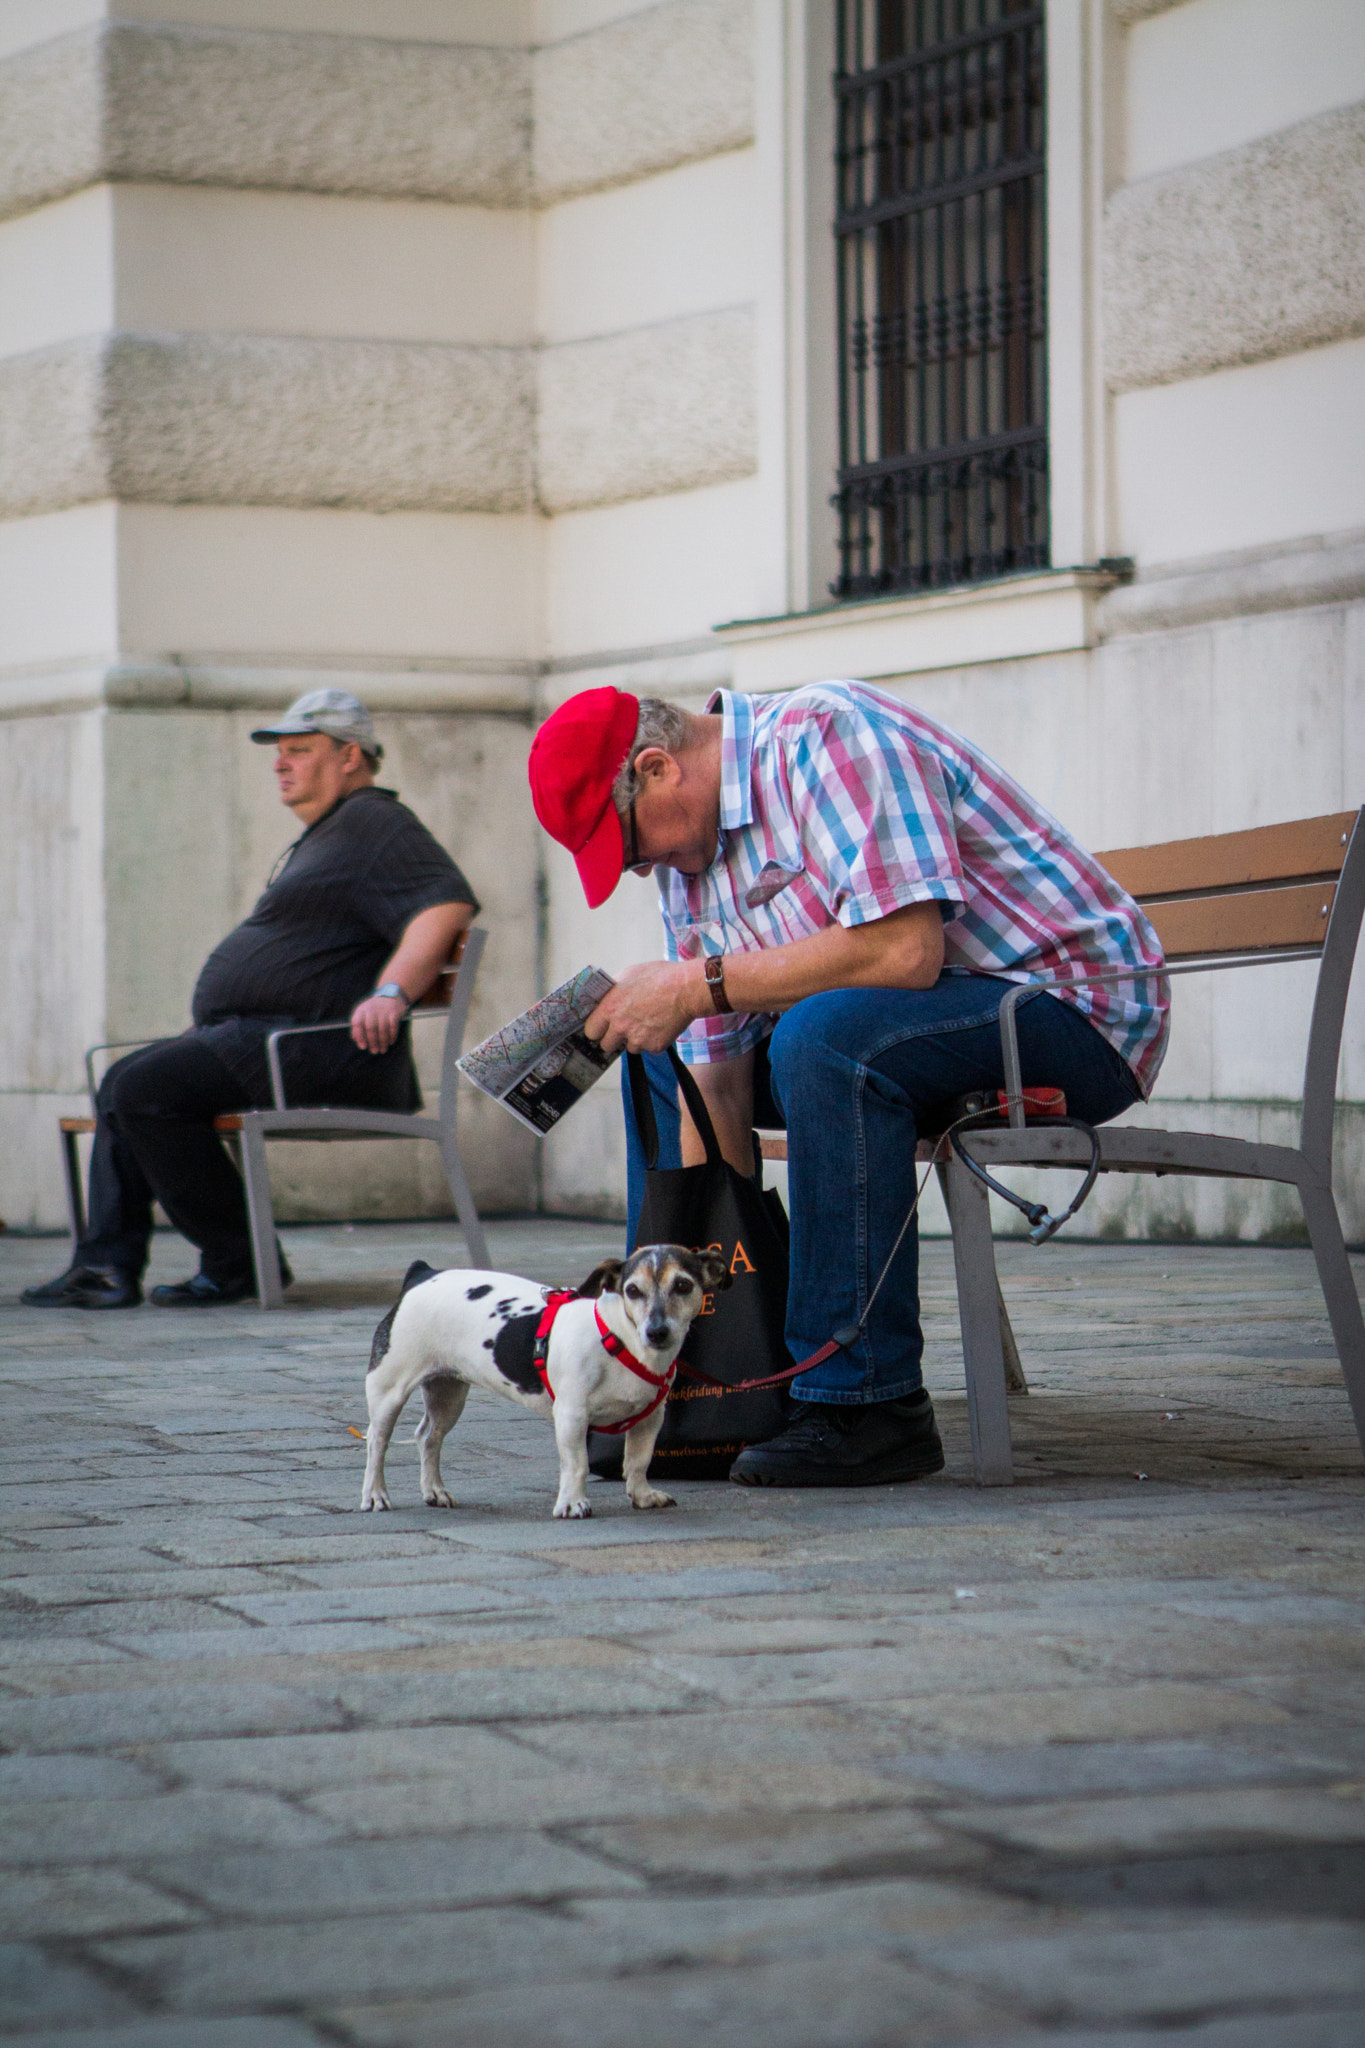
left=703, top=955, right=733, bottom=1015
left=374, top=981, right=409, bottom=1008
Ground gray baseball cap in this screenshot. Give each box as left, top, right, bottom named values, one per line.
left=251, top=688, right=382, bottom=758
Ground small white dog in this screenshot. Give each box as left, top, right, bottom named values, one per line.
left=361, top=1244, right=730, bottom=1520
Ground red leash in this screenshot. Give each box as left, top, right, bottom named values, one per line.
left=533, top=1292, right=677, bottom=1436
left=675, top=1337, right=845, bottom=1397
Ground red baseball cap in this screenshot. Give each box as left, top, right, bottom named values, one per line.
left=529, top=687, right=640, bottom=909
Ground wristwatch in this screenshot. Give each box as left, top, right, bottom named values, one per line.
left=374, top=981, right=410, bottom=1009
left=703, top=955, right=733, bottom=1015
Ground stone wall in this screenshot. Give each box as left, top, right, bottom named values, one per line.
left=2, top=0, right=1362, bottom=1255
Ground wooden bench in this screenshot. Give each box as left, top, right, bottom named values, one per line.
left=760, top=808, right=1365, bottom=1484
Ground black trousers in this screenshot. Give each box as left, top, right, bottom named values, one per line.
left=79, top=1037, right=258, bottom=1282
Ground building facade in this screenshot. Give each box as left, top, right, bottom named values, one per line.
left=2, top=0, right=1363, bottom=1240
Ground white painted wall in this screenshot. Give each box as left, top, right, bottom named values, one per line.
left=1124, top=0, right=1365, bottom=181
left=2, top=0, right=1361, bottom=1247
left=112, top=187, right=536, bottom=347
left=1113, top=337, right=1365, bottom=565
left=114, top=506, right=544, bottom=663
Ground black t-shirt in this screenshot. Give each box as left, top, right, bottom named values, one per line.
left=190, top=787, right=478, bottom=1108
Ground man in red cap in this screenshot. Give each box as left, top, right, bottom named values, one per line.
left=529, top=681, right=1165, bottom=1487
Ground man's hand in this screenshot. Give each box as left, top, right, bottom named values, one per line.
left=350, top=991, right=408, bottom=1055
left=351, top=902, right=475, bottom=1054
left=584, top=961, right=704, bottom=1055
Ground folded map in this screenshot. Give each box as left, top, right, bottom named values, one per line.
left=457, top=966, right=618, bottom=1135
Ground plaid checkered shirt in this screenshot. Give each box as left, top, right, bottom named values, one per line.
left=659, top=682, right=1169, bottom=1097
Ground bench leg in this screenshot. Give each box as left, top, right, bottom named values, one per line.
left=1301, top=1179, right=1365, bottom=1462
left=440, top=1138, right=490, bottom=1271
left=942, top=1151, right=1015, bottom=1485
left=936, top=1162, right=1027, bottom=1394
left=238, top=1122, right=285, bottom=1310
left=61, top=1127, right=87, bottom=1255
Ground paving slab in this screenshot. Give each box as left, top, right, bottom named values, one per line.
left=2, top=1219, right=1364, bottom=2046
left=329, top=1954, right=1013, bottom=2048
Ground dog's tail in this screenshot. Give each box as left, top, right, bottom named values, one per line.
left=368, top=1260, right=441, bottom=1376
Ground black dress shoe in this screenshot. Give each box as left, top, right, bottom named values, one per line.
left=149, top=1251, right=292, bottom=1308
left=730, top=1392, right=945, bottom=1487
left=21, top=1264, right=142, bottom=1310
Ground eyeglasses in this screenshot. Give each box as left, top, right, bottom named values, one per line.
left=622, top=797, right=641, bottom=874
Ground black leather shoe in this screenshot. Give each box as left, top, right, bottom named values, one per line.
left=21, top=1264, right=142, bottom=1310
left=730, top=1392, right=945, bottom=1487
left=149, top=1251, right=292, bottom=1308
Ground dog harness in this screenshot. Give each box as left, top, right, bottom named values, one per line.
left=532, top=1290, right=676, bottom=1436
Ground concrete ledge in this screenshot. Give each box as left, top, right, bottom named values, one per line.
left=0, top=332, right=534, bottom=517
left=0, top=658, right=540, bottom=723
left=1111, top=0, right=1190, bottom=22
left=1099, top=527, right=1365, bottom=637
left=715, top=569, right=1118, bottom=694
left=537, top=306, right=756, bottom=513
left=1105, top=100, right=1365, bottom=393
left=533, top=0, right=754, bottom=202
left=0, top=21, right=530, bottom=224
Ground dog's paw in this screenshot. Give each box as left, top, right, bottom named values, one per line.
left=628, top=1486, right=676, bottom=1511
left=360, top=1489, right=391, bottom=1512
left=423, top=1486, right=456, bottom=1510
left=553, top=1499, right=593, bottom=1520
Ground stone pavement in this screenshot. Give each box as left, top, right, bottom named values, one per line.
left=1, top=1216, right=1363, bottom=2048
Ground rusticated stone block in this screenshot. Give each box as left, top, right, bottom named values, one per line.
left=536, top=306, right=756, bottom=514
left=1105, top=99, right=1365, bottom=393
left=533, top=0, right=754, bottom=203
left=0, top=334, right=534, bottom=517
left=0, top=21, right=530, bottom=224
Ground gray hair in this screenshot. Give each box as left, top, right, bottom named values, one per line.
left=611, top=698, right=690, bottom=809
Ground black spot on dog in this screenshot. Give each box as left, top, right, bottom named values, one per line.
left=495, top=1298, right=516, bottom=1314
left=466, top=1283, right=493, bottom=1300
left=368, top=1302, right=399, bottom=1374
left=483, top=1338, right=495, bottom=1350
left=492, top=1313, right=545, bottom=1395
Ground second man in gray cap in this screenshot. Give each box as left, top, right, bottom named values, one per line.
left=25, top=690, right=479, bottom=1310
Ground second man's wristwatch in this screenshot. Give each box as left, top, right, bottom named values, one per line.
left=704, top=955, right=733, bottom=1015
left=374, top=981, right=410, bottom=1009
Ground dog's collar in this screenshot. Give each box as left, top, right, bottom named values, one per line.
left=532, top=1291, right=676, bottom=1436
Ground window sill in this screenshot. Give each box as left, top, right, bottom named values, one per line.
left=713, top=567, right=1123, bottom=692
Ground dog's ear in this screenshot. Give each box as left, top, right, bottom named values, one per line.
left=692, top=1247, right=733, bottom=1294
left=578, top=1258, right=624, bottom=1298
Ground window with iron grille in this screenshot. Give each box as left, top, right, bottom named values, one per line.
left=833, top=1, right=1048, bottom=600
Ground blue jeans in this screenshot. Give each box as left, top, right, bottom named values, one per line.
left=623, top=976, right=1140, bottom=1404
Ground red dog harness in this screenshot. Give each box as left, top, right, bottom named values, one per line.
left=532, top=1290, right=676, bottom=1436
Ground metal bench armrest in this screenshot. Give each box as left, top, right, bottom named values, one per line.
left=84, top=1039, right=162, bottom=1106
left=264, top=1008, right=447, bottom=1110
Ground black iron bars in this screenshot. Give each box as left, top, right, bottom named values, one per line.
left=833, top=0, right=1049, bottom=600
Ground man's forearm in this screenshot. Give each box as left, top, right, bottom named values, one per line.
left=379, top=902, right=474, bottom=1003
left=351, top=901, right=474, bottom=1053
left=585, top=901, right=947, bottom=1057
left=693, top=904, right=944, bottom=1017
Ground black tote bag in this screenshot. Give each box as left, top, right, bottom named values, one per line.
left=588, top=1049, right=795, bottom=1481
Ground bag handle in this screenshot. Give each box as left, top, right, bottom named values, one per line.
left=626, top=1048, right=724, bottom=1171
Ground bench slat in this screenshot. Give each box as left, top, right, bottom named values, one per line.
left=1099, top=811, right=1355, bottom=901
left=1145, top=880, right=1336, bottom=960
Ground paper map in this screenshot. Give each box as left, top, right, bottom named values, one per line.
left=457, top=966, right=618, bottom=1135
